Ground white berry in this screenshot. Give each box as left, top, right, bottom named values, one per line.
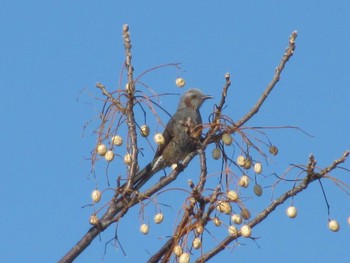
left=239, top=175, right=250, bottom=188
left=104, top=150, right=114, bottom=162
left=154, top=213, right=164, bottom=224
left=124, top=153, right=132, bottom=165
left=240, top=225, right=252, bottom=237
left=154, top=133, right=165, bottom=145
left=216, top=201, right=232, bottom=214
left=89, top=214, right=99, bottom=225
left=227, top=190, right=239, bottom=202
left=213, top=217, right=222, bottom=226
left=328, top=220, right=340, bottom=232
left=192, top=237, right=201, bottom=249
left=140, top=224, right=149, bottom=234
left=179, top=252, right=190, bottom=263
left=175, top=78, right=186, bottom=88
left=254, top=162, right=263, bottom=174
left=228, top=225, right=238, bottom=236
left=237, top=155, right=245, bottom=167
left=231, top=214, right=242, bottom=225
left=173, top=245, right=183, bottom=256
left=196, top=224, right=204, bottom=234
left=286, top=206, right=297, bottom=218
left=91, top=190, right=102, bottom=203
left=111, top=135, right=123, bottom=146
left=96, top=144, right=107, bottom=156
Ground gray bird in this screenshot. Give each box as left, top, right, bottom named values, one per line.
left=131, top=89, right=212, bottom=190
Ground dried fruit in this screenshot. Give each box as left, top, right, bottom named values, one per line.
left=140, top=125, right=150, bottom=137
left=212, top=148, right=221, bottom=160
left=216, top=201, right=232, bottom=214
left=96, top=144, right=107, bottom=156
left=104, top=150, right=114, bottom=162
left=243, top=157, right=252, bottom=169
left=269, top=145, right=279, bottom=155
left=254, top=184, right=263, bottom=196
left=227, top=190, right=239, bottom=202
left=213, top=217, right=222, bottom=226
left=222, top=133, right=233, bottom=146
left=240, top=208, right=251, bottom=220
left=239, top=175, right=250, bottom=188
left=91, top=190, right=102, bottom=203
left=89, top=214, right=98, bottom=225
left=175, top=77, right=186, bottom=88
left=192, top=237, right=201, bottom=249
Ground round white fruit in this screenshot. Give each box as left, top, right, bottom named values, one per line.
left=140, top=224, right=149, bottom=234
left=96, top=144, right=107, bottom=156
left=231, top=214, right=242, bottom=225
left=175, top=78, right=186, bottom=88
left=179, top=252, right=190, bottom=263
left=111, top=135, right=123, bottom=146
left=237, top=155, right=245, bottom=167
left=254, top=162, right=263, bottom=174
left=91, top=190, right=102, bottom=203
left=154, top=133, right=165, bottom=145
left=196, top=224, right=204, bottom=234
left=173, top=245, right=182, bottom=256
left=89, top=214, right=98, bottom=225
left=154, top=213, right=164, bottom=224
left=240, top=225, right=252, bottom=237
left=228, top=225, right=238, bottom=236
left=216, top=201, right=232, bottom=214
left=124, top=153, right=132, bottom=165
left=239, top=175, right=250, bottom=188
left=286, top=206, right=297, bottom=218
left=328, top=220, right=340, bottom=232
left=227, top=190, right=239, bottom=202
left=104, top=150, right=114, bottom=162
left=192, top=237, right=201, bottom=249
left=213, top=217, right=221, bottom=226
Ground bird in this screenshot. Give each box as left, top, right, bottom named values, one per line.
left=131, top=88, right=212, bottom=191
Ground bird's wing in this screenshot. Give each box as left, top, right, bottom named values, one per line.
left=153, top=115, right=176, bottom=160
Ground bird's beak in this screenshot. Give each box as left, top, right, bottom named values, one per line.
left=203, top=95, right=213, bottom=100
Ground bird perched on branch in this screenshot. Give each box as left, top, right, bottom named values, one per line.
left=131, top=89, right=212, bottom=190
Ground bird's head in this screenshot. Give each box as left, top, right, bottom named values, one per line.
left=179, top=88, right=212, bottom=110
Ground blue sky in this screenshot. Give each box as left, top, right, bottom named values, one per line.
left=1, top=1, right=350, bottom=262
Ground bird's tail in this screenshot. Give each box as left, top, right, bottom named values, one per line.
left=131, top=162, right=153, bottom=190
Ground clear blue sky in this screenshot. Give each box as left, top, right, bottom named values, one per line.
left=1, top=1, right=350, bottom=262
